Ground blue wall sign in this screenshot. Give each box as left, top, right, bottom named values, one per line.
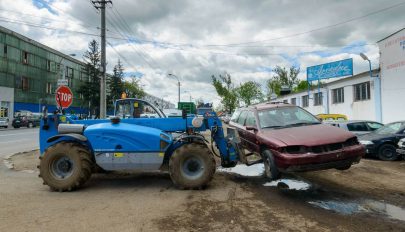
left=307, top=58, right=353, bottom=81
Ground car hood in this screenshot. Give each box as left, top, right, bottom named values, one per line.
left=259, top=124, right=355, bottom=146
left=358, top=132, right=393, bottom=141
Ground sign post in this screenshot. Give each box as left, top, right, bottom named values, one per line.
left=55, top=85, right=73, bottom=109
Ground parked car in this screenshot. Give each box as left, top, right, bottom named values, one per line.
left=12, top=115, right=40, bottom=128
left=317, top=113, right=348, bottom=121
left=228, top=103, right=365, bottom=180
left=221, top=114, right=231, bottom=124
left=324, top=120, right=384, bottom=135
left=397, top=138, right=405, bottom=160
left=0, top=117, right=9, bottom=128
left=358, top=121, right=405, bottom=161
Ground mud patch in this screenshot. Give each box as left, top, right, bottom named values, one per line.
left=7, top=150, right=39, bottom=172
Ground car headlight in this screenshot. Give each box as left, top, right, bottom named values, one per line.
left=360, top=140, right=374, bottom=145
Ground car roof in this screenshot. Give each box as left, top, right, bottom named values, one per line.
left=238, top=102, right=292, bottom=111
left=324, top=120, right=382, bottom=124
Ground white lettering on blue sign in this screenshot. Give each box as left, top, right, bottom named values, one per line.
left=307, top=58, right=353, bottom=81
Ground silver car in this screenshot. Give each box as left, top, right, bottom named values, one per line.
left=324, top=120, right=383, bottom=136
left=0, top=117, right=9, bottom=128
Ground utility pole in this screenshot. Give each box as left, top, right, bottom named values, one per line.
left=92, top=0, right=112, bottom=118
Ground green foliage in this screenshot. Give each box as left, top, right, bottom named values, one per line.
left=107, top=60, right=124, bottom=111
left=123, top=78, right=145, bottom=99
left=236, top=81, right=263, bottom=106
left=211, top=73, right=238, bottom=114
left=266, top=66, right=300, bottom=98
left=77, top=40, right=101, bottom=117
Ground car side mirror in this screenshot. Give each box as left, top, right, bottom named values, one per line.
left=246, top=125, right=258, bottom=132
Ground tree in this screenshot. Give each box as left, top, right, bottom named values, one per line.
left=78, top=40, right=101, bottom=118
left=123, top=77, right=145, bottom=99
left=107, top=59, right=124, bottom=111
left=236, top=81, right=263, bottom=106
left=266, top=66, right=300, bottom=98
left=211, top=73, right=238, bottom=114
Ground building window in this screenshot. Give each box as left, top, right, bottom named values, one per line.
left=283, top=99, right=288, bottom=104
left=46, top=82, right=53, bottom=94
left=332, top=87, right=344, bottom=104
left=22, top=76, right=29, bottom=91
left=291, top=98, right=296, bottom=105
left=314, top=92, right=323, bottom=106
left=302, top=95, right=309, bottom=107
left=3, top=45, right=7, bottom=56
left=47, top=60, right=51, bottom=71
left=22, top=51, right=28, bottom=64
left=354, top=82, right=370, bottom=101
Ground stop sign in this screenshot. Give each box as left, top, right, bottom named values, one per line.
left=55, top=85, right=73, bottom=109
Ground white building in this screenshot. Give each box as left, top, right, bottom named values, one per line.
left=276, top=70, right=377, bottom=121
left=378, top=28, right=405, bottom=123
left=276, top=28, right=405, bottom=124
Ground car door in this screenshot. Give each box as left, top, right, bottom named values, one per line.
left=234, top=111, right=248, bottom=149
left=244, top=111, right=260, bottom=153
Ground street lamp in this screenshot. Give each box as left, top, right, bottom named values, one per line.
left=359, top=52, right=382, bottom=122
left=168, top=73, right=181, bottom=104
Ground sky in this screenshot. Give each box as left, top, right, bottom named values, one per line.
left=1, top=0, right=404, bottom=107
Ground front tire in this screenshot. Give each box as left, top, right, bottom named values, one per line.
left=378, top=144, right=399, bottom=161
left=39, top=142, right=93, bottom=192
left=169, top=143, right=216, bottom=189
left=262, top=150, right=280, bottom=180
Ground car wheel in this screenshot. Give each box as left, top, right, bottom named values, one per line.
left=378, top=144, right=399, bottom=161
left=262, top=150, right=280, bottom=180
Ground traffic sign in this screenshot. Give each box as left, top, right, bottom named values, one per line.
left=55, top=85, right=73, bottom=109
left=57, top=79, right=68, bottom=86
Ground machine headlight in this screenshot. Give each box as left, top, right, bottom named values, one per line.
left=359, top=140, right=374, bottom=145
left=192, top=117, right=204, bottom=128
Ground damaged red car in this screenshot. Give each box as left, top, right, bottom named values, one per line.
left=229, top=103, right=365, bottom=180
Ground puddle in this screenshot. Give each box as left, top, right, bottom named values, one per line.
left=263, top=179, right=311, bottom=191
left=217, top=164, right=264, bottom=177
left=309, top=200, right=405, bottom=221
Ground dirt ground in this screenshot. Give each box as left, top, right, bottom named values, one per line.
left=1, top=150, right=405, bottom=232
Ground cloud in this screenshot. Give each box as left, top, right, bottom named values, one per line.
left=1, top=0, right=404, bottom=107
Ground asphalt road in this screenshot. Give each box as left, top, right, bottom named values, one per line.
left=0, top=128, right=39, bottom=158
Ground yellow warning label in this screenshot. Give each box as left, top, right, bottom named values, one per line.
left=134, top=102, right=139, bottom=108
left=159, top=152, right=164, bottom=157
left=114, top=153, right=124, bottom=158
left=60, top=116, right=66, bottom=123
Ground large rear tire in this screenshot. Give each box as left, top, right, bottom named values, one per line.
left=169, top=143, right=216, bottom=189
left=39, top=142, right=93, bottom=192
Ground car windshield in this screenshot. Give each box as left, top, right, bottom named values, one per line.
left=258, top=106, right=320, bottom=129
left=375, top=122, right=404, bottom=134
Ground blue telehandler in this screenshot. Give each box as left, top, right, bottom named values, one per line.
left=38, top=98, right=246, bottom=191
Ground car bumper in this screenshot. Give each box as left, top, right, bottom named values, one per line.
left=274, top=144, right=365, bottom=172
left=363, top=144, right=377, bottom=154
left=396, top=148, right=405, bottom=155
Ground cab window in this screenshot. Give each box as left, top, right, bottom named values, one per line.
left=347, top=122, right=368, bottom=131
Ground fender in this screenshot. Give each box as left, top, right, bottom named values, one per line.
left=47, top=133, right=88, bottom=143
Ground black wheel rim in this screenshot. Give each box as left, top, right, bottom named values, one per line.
left=382, top=148, right=395, bottom=159
left=181, top=156, right=204, bottom=180
left=50, top=155, right=74, bottom=180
